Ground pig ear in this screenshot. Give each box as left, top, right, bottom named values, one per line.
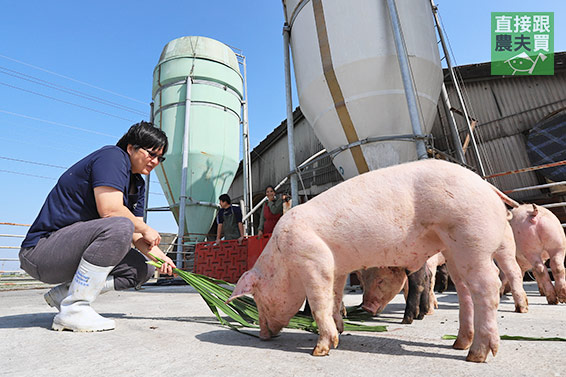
left=226, top=270, right=258, bottom=303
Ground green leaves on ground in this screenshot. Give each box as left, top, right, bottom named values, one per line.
left=148, top=255, right=387, bottom=336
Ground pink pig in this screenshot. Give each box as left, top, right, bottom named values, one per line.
left=505, top=204, right=566, bottom=304
left=358, top=252, right=447, bottom=318
left=228, top=159, right=527, bottom=362
left=357, top=266, right=407, bottom=317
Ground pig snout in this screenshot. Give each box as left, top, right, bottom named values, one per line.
left=360, top=267, right=406, bottom=316
left=259, top=315, right=283, bottom=340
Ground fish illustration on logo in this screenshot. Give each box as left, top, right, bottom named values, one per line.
left=504, top=52, right=547, bottom=75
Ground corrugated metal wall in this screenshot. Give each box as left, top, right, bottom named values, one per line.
left=433, top=58, right=566, bottom=200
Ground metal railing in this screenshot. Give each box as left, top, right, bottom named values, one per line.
left=0, top=222, right=28, bottom=277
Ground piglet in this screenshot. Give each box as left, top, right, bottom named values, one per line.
left=358, top=253, right=446, bottom=321
left=504, top=204, right=566, bottom=304
left=228, top=159, right=527, bottom=362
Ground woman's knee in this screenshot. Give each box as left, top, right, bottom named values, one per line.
left=100, top=217, right=135, bottom=245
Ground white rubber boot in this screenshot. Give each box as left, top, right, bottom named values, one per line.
left=44, top=282, right=70, bottom=311
left=45, top=276, right=115, bottom=311
left=52, top=258, right=116, bottom=332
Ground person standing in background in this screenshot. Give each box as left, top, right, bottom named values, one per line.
left=257, top=185, right=287, bottom=238
left=215, top=194, right=244, bottom=244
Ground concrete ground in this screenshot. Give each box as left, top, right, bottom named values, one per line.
left=1, top=281, right=564, bottom=377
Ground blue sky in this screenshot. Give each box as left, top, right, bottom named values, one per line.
left=0, top=1, right=564, bottom=270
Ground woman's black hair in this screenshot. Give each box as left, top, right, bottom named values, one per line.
left=265, top=185, right=275, bottom=192
left=116, top=121, right=168, bottom=154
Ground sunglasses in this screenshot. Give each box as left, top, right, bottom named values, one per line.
left=140, top=147, right=166, bottom=163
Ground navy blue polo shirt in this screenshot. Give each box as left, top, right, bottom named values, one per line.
left=216, top=205, right=243, bottom=224
left=21, top=145, right=145, bottom=248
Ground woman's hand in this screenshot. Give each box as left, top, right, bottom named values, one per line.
left=141, top=225, right=161, bottom=248
left=257, top=230, right=263, bottom=239
left=148, top=246, right=176, bottom=276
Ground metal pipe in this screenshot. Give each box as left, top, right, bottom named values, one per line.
left=241, top=55, right=254, bottom=235
left=241, top=148, right=327, bottom=222
left=440, top=84, right=466, bottom=163
left=283, top=23, right=300, bottom=207
left=146, top=199, right=220, bottom=212
left=541, top=202, right=566, bottom=209
left=430, top=0, right=485, bottom=175
left=176, top=77, right=193, bottom=269
left=503, top=181, right=566, bottom=194
left=385, top=0, right=427, bottom=160
left=486, top=160, right=566, bottom=179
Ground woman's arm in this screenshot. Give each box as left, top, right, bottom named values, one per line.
left=94, top=186, right=161, bottom=247
left=267, top=196, right=284, bottom=215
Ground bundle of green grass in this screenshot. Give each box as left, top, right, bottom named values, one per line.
left=148, top=256, right=387, bottom=336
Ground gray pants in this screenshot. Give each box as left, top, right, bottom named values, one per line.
left=19, top=217, right=155, bottom=290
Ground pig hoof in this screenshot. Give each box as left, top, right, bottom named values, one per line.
left=515, top=305, right=529, bottom=313
left=312, top=345, right=330, bottom=356
left=515, top=304, right=528, bottom=313
left=401, top=317, right=414, bottom=324
left=333, top=334, right=339, bottom=348
left=452, top=338, right=472, bottom=350
left=465, top=351, right=488, bottom=363
left=466, top=342, right=498, bottom=363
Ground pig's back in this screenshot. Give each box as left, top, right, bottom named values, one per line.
left=276, top=159, right=502, bottom=240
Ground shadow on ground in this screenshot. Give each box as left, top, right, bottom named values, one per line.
left=194, top=329, right=464, bottom=360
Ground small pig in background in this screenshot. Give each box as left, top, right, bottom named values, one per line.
left=356, top=266, right=406, bottom=317
left=357, top=253, right=446, bottom=321
left=228, top=159, right=527, bottom=362
left=501, top=203, right=566, bottom=304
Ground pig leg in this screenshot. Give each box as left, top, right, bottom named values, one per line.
left=444, top=259, right=474, bottom=351
left=435, top=263, right=449, bottom=293
left=464, top=261, right=501, bottom=363
left=403, top=265, right=431, bottom=324
left=332, top=274, right=348, bottom=333
left=428, top=264, right=439, bottom=315
left=449, top=254, right=501, bottom=362
left=548, top=247, right=566, bottom=303
left=493, top=228, right=529, bottom=313
left=530, top=256, right=557, bottom=304
left=309, top=283, right=340, bottom=356
left=298, top=244, right=340, bottom=356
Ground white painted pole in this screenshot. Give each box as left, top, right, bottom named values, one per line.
left=176, top=76, right=193, bottom=269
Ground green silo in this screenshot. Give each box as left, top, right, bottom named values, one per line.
left=152, top=36, right=243, bottom=241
